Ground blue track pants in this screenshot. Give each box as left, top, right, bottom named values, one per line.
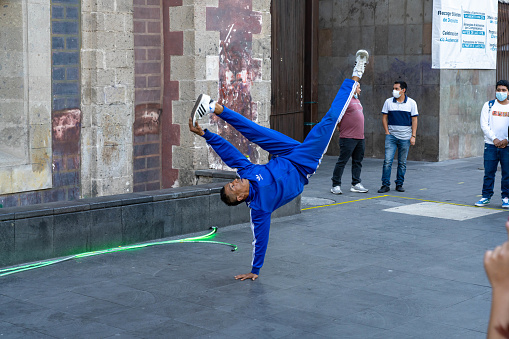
left=219, top=79, right=357, bottom=179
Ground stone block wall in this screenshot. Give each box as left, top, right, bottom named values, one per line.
left=318, top=0, right=494, bottom=161
left=0, top=182, right=301, bottom=267
left=81, top=0, right=135, bottom=197
left=319, top=0, right=440, bottom=161
left=166, top=0, right=272, bottom=189
left=0, top=0, right=272, bottom=208
left=439, top=69, right=495, bottom=160
left=0, top=0, right=54, bottom=205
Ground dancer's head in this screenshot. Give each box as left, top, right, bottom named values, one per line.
left=220, top=178, right=250, bottom=206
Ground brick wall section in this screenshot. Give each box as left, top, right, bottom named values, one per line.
left=134, top=0, right=162, bottom=106
left=52, top=0, right=81, bottom=111
left=133, top=0, right=163, bottom=192
left=50, top=0, right=81, bottom=202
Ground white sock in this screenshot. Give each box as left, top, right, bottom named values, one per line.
left=352, top=70, right=362, bottom=79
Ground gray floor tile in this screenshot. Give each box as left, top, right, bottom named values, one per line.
left=0, top=321, right=55, bottom=338
left=93, top=307, right=170, bottom=331
left=392, top=318, right=485, bottom=339
left=0, top=156, right=502, bottom=338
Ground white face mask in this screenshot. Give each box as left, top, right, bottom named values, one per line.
left=496, top=91, right=508, bottom=102
left=392, top=89, right=401, bottom=99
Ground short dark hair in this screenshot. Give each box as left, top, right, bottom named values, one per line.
left=220, top=185, right=244, bottom=206
left=496, top=80, right=509, bottom=90
left=394, top=81, right=407, bottom=91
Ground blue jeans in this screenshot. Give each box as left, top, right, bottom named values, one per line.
left=482, top=143, right=509, bottom=199
left=381, top=134, right=411, bottom=187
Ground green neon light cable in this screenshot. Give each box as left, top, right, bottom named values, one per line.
left=0, top=227, right=237, bottom=277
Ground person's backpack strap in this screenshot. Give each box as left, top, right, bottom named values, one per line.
left=489, top=99, right=496, bottom=113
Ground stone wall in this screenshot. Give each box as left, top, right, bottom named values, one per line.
left=439, top=70, right=495, bottom=160
left=318, top=0, right=494, bottom=161
left=0, top=181, right=301, bottom=267
left=81, top=0, right=135, bottom=197
left=0, top=0, right=271, bottom=207
left=168, top=0, right=272, bottom=188
left=0, top=0, right=53, bottom=203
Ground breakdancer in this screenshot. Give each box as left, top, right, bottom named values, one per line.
left=189, top=50, right=369, bottom=281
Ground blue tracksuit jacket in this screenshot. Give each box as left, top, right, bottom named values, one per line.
left=202, top=79, right=356, bottom=275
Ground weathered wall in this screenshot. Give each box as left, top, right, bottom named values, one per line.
left=318, top=0, right=494, bottom=161
left=50, top=0, right=82, bottom=203
left=439, top=70, right=495, bottom=161
left=81, top=0, right=135, bottom=197
left=319, top=0, right=440, bottom=161
left=0, top=0, right=55, bottom=205
left=168, top=0, right=271, bottom=187
left=0, top=0, right=271, bottom=207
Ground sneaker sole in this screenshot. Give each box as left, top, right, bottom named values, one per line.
left=191, top=94, right=206, bottom=125
left=330, top=190, right=342, bottom=195
left=350, top=189, right=368, bottom=193
left=475, top=203, right=490, bottom=207
left=356, top=49, right=369, bottom=60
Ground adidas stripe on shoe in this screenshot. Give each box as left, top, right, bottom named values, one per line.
left=191, top=94, right=215, bottom=125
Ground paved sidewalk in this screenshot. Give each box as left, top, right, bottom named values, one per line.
left=0, top=156, right=507, bottom=338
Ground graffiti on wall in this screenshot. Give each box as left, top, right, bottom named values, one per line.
left=52, top=108, right=81, bottom=154
left=134, top=104, right=161, bottom=136
left=207, top=1, right=262, bottom=169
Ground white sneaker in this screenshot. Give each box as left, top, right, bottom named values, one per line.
left=351, top=183, right=368, bottom=193
left=331, top=186, right=342, bottom=195
left=352, top=49, right=369, bottom=79
left=191, top=94, right=216, bottom=125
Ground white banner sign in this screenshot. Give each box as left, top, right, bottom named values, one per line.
left=432, top=0, right=498, bottom=69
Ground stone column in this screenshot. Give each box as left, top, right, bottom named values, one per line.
left=81, top=0, right=135, bottom=197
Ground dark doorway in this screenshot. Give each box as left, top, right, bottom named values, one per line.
left=270, top=0, right=318, bottom=142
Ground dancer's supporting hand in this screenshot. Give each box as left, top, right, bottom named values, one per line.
left=234, top=272, right=258, bottom=281
left=189, top=118, right=205, bottom=136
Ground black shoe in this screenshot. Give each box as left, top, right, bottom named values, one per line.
left=396, top=185, right=405, bottom=192
left=378, top=185, right=390, bottom=193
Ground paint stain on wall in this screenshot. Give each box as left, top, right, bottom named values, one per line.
left=207, top=1, right=262, bottom=169
left=52, top=108, right=81, bottom=155
left=134, top=104, right=161, bottom=136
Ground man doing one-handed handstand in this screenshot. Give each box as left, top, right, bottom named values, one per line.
left=189, top=50, right=369, bottom=281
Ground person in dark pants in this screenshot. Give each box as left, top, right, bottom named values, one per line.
left=330, top=82, right=368, bottom=194
left=475, top=79, right=509, bottom=208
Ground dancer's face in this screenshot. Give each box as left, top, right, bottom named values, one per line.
left=224, top=178, right=249, bottom=202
